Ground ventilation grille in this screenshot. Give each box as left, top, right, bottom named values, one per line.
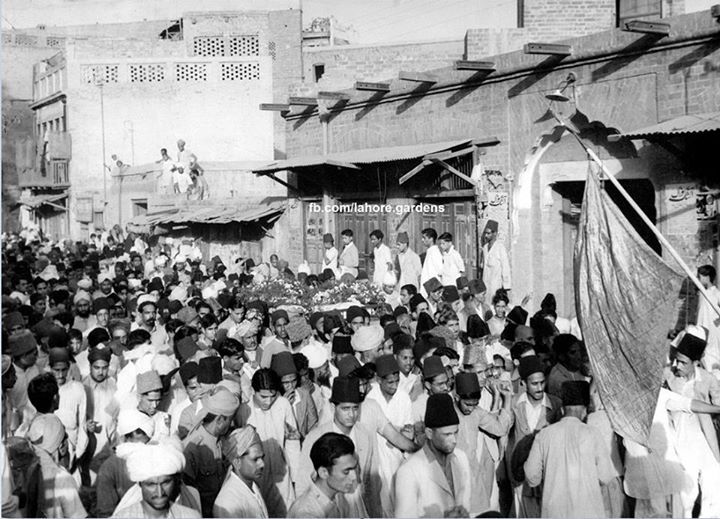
left=193, top=36, right=224, bottom=57
left=229, top=35, right=260, bottom=56
left=268, top=41, right=277, bottom=61
left=175, top=63, right=208, bottom=82
left=15, top=34, right=39, bottom=46
left=129, top=63, right=166, bottom=83
left=221, top=62, right=260, bottom=81
left=81, top=64, right=119, bottom=84
left=46, top=37, right=65, bottom=48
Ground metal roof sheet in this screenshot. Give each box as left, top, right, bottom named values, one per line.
left=128, top=201, right=285, bottom=226
left=252, top=139, right=473, bottom=173
left=617, top=111, right=720, bottom=139
left=17, top=192, right=68, bottom=209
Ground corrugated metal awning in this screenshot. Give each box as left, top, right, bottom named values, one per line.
left=614, top=111, right=720, bottom=139
left=127, top=201, right=285, bottom=226
left=18, top=192, right=68, bottom=209
left=252, top=139, right=477, bottom=174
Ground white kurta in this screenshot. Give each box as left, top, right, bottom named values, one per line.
left=213, top=468, right=269, bottom=518
left=482, top=239, right=511, bottom=300
left=322, top=246, right=340, bottom=277
left=420, top=245, right=443, bottom=296
left=398, top=248, right=422, bottom=290
left=339, top=242, right=359, bottom=278
left=373, top=243, right=393, bottom=286
left=440, top=246, right=465, bottom=286
left=696, top=285, right=720, bottom=374
left=82, top=376, right=119, bottom=456
left=55, top=381, right=88, bottom=460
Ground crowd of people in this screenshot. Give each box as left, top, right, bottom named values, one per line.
left=1, top=219, right=720, bottom=519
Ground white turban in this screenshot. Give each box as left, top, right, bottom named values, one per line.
left=351, top=324, right=384, bottom=352
left=383, top=271, right=397, bottom=286
left=98, top=271, right=113, bottom=284
left=300, top=343, right=328, bottom=369
left=73, top=290, right=92, bottom=304
left=124, top=439, right=186, bottom=482
left=297, top=261, right=311, bottom=275
left=40, top=265, right=59, bottom=281
left=116, top=408, right=155, bottom=438
left=128, top=278, right=142, bottom=290
left=169, top=285, right=187, bottom=303
left=201, top=286, right=218, bottom=300
left=222, top=426, right=261, bottom=460
left=28, top=414, right=65, bottom=454
left=154, top=255, right=168, bottom=267
left=77, top=278, right=92, bottom=291
left=151, top=354, right=178, bottom=376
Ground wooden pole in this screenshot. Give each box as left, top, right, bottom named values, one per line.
left=552, top=110, right=720, bottom=320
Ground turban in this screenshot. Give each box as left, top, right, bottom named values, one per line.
left=425, top=393, right=459, bottom=429
left=117, top=408, right=155, bottom=438
left=301, top=343, right=328, bottom=369
left=124, top=440, right=186, bottom=482
left=351, top=325, right=384, bottom=353
left=169, top=286, right=187, bottom=303
left=297, top=262, right=311, bottom=275
left=330, top=376, right=361, bottom=404
left=77, top=278, right=92, bottom=291
left=455, top=372, right=481, bottom=397
left=222, top=426, right=262, bottom=460
left=137, top=370, right=162, bottom=394
left=216, top=379, right=241, bottom=398
left=286, top=317, right=312, bottom=343
left=9, top=331, right=37, bottom=358
left=39, top=265, right=59, bottom=281
left=28, top=414, right=66, bottom=454
left=73, top=290, right=92, bottom=304
left=332, top=335, right=353, bottom=354
left=203, top=387, right=240, bottom=417
left=177, top=307, right=198, bottom=325
left=561, top=381, right=591, bottom=407
left=518, top=355, right=545, bottom=380
left=128, top=278, right=142, bottom=290
left=98, top=272, right=113, bottom=284
left=375, top=354, right=399, bottom=378
left=201, top=286, right=218, bottom=300
left=423, top=356, right=446, bottom=379
left=88, top=345, right=113, bottom=364
left=137, top=295, right=157, bottom=311
left=152, top=354, right=178, bottom=376
left=234, top=321, right=256, bottom=338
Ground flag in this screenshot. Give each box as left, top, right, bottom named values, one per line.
left=574, top=169, right=685, bottom=445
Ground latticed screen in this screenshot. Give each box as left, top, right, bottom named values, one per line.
left=129, top=64, right=166, bottom=83
left=268, top=41, right=277, bottom=61
left=229, top=35, right=260, bottom=56
left=81, top=65, right=119, bottom=84
left=175, top=63, right=209, bottom=81
left=193, top=36, right=224, bottom=57
left=15, top=34, right=39, bottom=46
left=221, top=62, right=261, bottom=81
left=46, top=37, right=65, bottom=48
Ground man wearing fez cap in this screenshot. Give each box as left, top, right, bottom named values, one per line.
left=394, top=393, right=471, bottom=518
left=507, top=354, right=563, bottom=515
left=271, top=351, right=319, bottom=439
left=298, top=376, right=379, bottom=517
left=664, top=324, right=720, bottom=516
left=453, top=371, right=513, bottom=515
left=8, top=330, right=40, bottom=435
left=49, top=346, right=90, bottom=465
left=423, top=276, right=444, bottom=316
left=481, top=219, right=511, bottom=303
left=136, top=370, right=171, bottom=442
left=214, top=425, right=269, bottom=518
left=330, top=334, right=354, bottom=381
left=365, top=354, right=416, bottom=516
left=183, top=386, right=240, bottom=517
left=524, top=380, right=614, bottom=518
left=396, top=231, right=422, bottom=292
left=411, top=356, right=451, bottom=447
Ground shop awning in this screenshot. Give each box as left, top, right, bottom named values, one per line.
left=612, top=111, right=720, bottom=140
left=251, top=138, right=492, bottom=174
left=127, top=201, right=285, bottom=226
left=17, top=192, right=68, bottom=210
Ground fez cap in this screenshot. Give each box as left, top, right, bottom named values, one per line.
left=518, top=355, right=545, bottom=380
left=375, top=354, right=400, bottom=378
left=330, top=376, right=361, bottom=404
left=455, top=372, right=481, bottom=397
left=423, top=277, right=443, bottom=294
left=561, top=380, right=590, bottom=407
left=332, top=335, right=354, bottom=354
left=197, top=356, right=222, bottom=384
left=425, top=393, right=459, bottom=428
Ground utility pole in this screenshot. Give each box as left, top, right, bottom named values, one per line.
left=96, top=73, right=107, bottom=227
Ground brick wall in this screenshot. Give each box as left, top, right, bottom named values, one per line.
left=280, top=10, right=720, bottom=312
left=301, top=39, right=465, bottom=91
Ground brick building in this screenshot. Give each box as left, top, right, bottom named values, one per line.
left=258, top=5, right=720, bottom=318
left=12, top=9, right=301, bottom=241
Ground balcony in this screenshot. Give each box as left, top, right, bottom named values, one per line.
left=18, top=159, right=70, bottom=189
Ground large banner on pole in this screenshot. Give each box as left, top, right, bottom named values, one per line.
left=574, top=170, right=685, bottom=445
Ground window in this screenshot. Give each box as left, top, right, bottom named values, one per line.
left=132, top=199, right=148, bottom=217
left=314, top=64, right=325, bottom=83
left=617, top=0, right=662, bottom=26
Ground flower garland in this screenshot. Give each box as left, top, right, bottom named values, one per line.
left=238, top=278, right=386, bottom=311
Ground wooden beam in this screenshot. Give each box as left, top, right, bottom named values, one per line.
left=408, top=189, right=476, bottom=199
left=399, top=159, right=431, bottom=185
left=430, top=158, right=478, bottom=186
left=317, top=91, right=351, bottom=101
left=423, top=147, right=475, bottom=161
left=623, top=19, right=670, bottom=35
left=398, top=71, right=437, bottom=83
left=259, top=103, right=291, bottom=112
left=472, top=136, right=501, bottom=147
left=454, top=60, right=496, bottom=72
left=523, top=43, right=572, bottom=56
left=264, top=172, right=301, bottom=194
left=288, top=97, right=318, bottom=106
left=325, top=159, right=360, bottom=170
left=355, top=81, right=391, bottom=92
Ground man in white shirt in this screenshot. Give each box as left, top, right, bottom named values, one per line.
left=157, top=148, right=175, bottom=194
left=437, top=232, right=465, bottom=287
left=322, top=233, right=339, bottom=278
left=173, top=165, right=192, bottom=194
left=420, top=228, right=443, bottom=297
left=696, top=264, right=720, bottom=374
left=338, top=229, right=359, bottom=279
left=481, top=220, right=511, bottom=301
left=176, top=139, right=198, bottom=172
left=396, top=232, right=422, bottom=291
left=370, top=230, right=393, bottom=287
